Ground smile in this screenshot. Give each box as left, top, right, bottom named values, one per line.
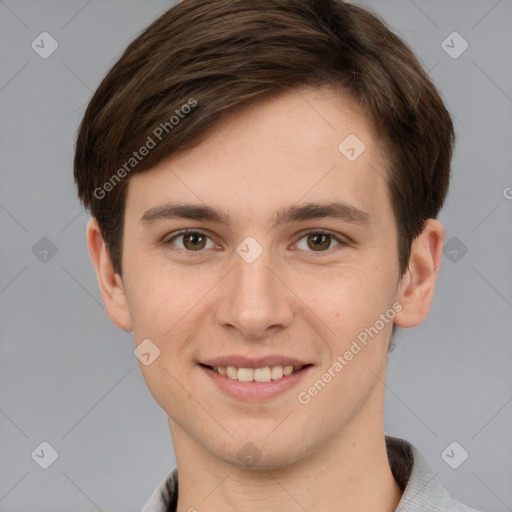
left=199, top=361, right=314, bottom=401
left=207, top=365, right=304, bottom=382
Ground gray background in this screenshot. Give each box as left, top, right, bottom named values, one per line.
left=0, top=0, right=511, bottom=510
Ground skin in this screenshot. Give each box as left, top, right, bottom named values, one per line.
left=87, top=85, right=444, bottom=512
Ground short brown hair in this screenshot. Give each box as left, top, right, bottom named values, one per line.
left=74, top=0, right=454, bottom=276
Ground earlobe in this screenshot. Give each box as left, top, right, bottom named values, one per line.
left=394, top=219, right=444, bottom=328
left=86, top=217, right=133, bottom=331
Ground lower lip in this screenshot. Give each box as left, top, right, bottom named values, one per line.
left=200, top=365, right=313, bottom=402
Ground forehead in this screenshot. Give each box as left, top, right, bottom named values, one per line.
left=125, top=85, right=391, bottom=230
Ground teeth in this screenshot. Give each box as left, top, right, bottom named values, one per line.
left=283, top=365, right=293, bottom=376
left=226, top=366, right=238, bottom=379
left=254, top=367, right=271, bottom=382
left=270, top=366, right=283, bottom=380
left=211, top=365, right=300, bottom=382
left=237, top=367, right=254, bottom=382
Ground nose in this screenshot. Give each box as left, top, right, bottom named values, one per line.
left=214, top=244, right=294, bottom=340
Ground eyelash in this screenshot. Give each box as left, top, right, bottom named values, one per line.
left=163, top=228, right=350, bottom=258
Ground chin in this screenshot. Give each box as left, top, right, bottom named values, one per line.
left=210, top=430, right=311, bottom=471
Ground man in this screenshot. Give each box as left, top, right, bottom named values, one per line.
left=74, top=0, right=481, bottom=510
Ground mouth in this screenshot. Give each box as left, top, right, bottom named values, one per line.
left=198, top=361, right=314, bottom=401
left=201, top=364, right=309, bottom=382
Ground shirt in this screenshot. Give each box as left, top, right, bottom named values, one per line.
left=141, top=436, right=482, bottom=512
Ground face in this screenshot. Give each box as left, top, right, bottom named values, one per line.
left=95, top=86, right=436, bottom=469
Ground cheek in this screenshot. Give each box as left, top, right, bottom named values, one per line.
left=293, top=267, right=396, bottom=424
left=291, top=258, right=396, bottom=337
left=125, top=263, right=208, bottom=411
left=123, top=255, right=219, bottom=350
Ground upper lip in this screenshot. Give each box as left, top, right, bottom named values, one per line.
left=200, top=355, right=311, bottom=368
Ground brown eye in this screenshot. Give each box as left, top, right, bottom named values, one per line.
left=306, top=233, right=332, bottom=251
left=182, top=232, right=207, bottom=250
left=294, top=230, right=344, bottom=254
left=165, top=230, right=215, bottom=252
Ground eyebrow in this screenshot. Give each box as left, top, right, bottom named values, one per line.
left=140, top=201, right=371, bottom=228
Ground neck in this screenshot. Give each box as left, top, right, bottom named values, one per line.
left=171, top=415, right=402, bottom=512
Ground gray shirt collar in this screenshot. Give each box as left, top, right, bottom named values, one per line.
left=141, top=436, right=480, bottom=512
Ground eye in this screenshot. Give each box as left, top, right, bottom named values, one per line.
left=164, top=230, right=217, bottom=252
left=294, top=230, right=346, bottom=253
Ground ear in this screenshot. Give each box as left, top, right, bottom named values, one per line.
left=394, top=219, right=444, bottom=328
left=86, top=217, right=133, bottom=331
